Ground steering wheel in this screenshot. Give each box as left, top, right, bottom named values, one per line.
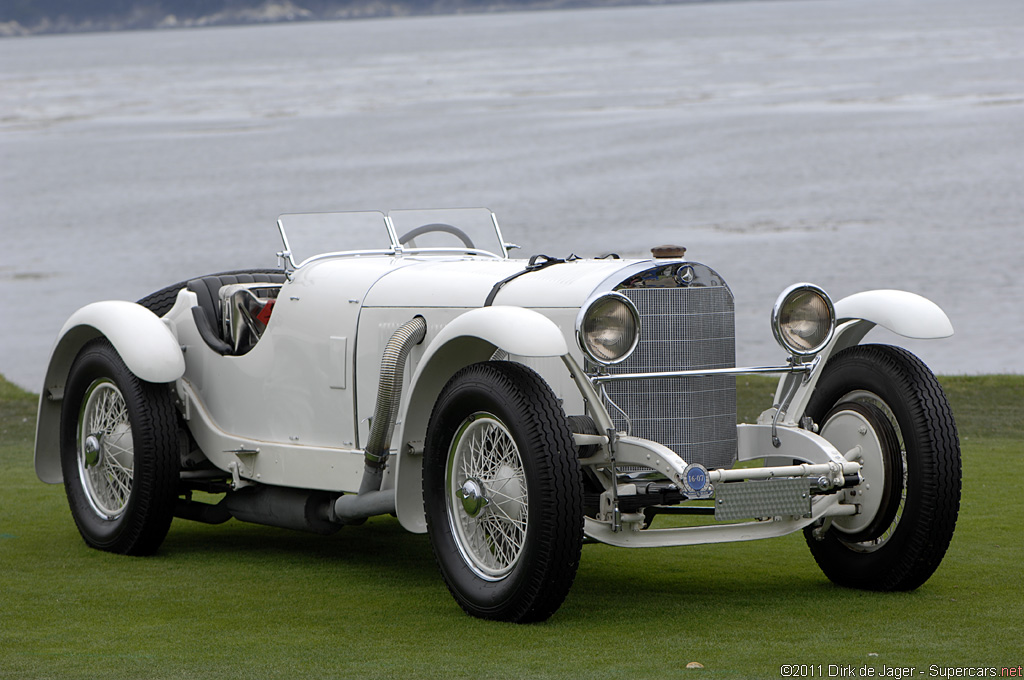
left=398, top=223, right=475, bottom=249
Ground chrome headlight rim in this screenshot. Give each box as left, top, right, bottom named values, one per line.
left=771, top=283, right=836, bottom=358
left=575, top=291, right=641, bottom=366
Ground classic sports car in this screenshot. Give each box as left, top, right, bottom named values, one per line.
left=34, top=208, right=961, bottom=622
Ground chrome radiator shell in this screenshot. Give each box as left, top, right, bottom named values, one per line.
left=601, top=263, right=738, bottom=470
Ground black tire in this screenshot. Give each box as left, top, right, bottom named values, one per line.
left=423, top=361, right=584, bottom=623
left=802, top=344, right=961, bottom=591
left=136, top=268, right=285, bottom=317
left=60, top=338, right=179, bottom=555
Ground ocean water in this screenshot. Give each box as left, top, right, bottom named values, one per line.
left=2, top=0, right=1023, bottom=391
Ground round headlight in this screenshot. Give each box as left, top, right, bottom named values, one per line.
left=576, top=292, right=641, bottom=365
left=772, top=283, right=836, bottom=357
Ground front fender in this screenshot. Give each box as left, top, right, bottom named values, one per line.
left=34, top=301, right=185, bottom=483
left=773, top=289, right=953, bottom=428
left=834, top=289, right=953, bottom=342
left=424, top=305, right=570, bottom=359
left=392, top=306, right=568, bottom=533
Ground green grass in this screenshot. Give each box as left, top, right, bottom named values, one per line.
left=1, top=373, right=1021, bottom=679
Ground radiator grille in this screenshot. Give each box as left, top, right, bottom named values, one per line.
left=603, top=282, right=738, bottom=470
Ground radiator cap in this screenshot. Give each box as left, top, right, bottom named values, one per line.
left=651, top=245, right=686, bottom=259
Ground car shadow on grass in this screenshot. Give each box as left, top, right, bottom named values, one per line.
left=159, top=512, right=845, bottom=624
left=161, top=513, right=440, bottom=581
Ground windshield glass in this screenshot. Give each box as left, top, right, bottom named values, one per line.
left=277, top=208, right=507, bottom=268
left=389, top=208, right=506, bottom=258
left=277, top=211, right=392, bottom=268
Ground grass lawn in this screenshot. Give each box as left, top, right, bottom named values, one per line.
left=1, top=372, right=1021, bottom=679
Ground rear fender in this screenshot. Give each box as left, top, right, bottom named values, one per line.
left=392, top=306, right=568, bottom=533
left=34, top=301, right=185, bottom=483
left=771, top=289, right=953, bottom=428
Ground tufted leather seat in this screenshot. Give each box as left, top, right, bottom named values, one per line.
left=187, top=272, right=287, bottom=355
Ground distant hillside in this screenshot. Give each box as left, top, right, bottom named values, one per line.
left=0, top=0, right=712, bottom=36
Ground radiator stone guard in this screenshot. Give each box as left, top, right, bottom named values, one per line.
left=603, top=265, right=738, bottom=470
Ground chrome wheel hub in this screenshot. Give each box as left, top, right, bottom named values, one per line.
left=77, top=379, right=135, bottom=520
left=83, top=434, right=102, bottom=468
left=446, top=413, right=528, bottom=581
left=457, top=478, right=489, bottom=517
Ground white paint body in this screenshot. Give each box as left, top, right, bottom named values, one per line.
left=835, top=289, right=954, bottom=340
left=34, top=300, right=186, bottom=483
left=33, top=214, right=955, bottom=545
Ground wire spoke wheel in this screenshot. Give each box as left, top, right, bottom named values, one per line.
left=446, top=414, right=528, bottom=580
left=78, top=379, right=136, bottom=519
left=424, top=361, right=583, bottom=623
left=60, top=338, right=179, bottom=555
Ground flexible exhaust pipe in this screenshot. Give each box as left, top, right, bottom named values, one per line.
left=333, top=316, right=427, bottom=524
left=363, top=316, right=428, bottom=469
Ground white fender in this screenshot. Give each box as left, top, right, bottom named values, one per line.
left=392, top=306, right=568, bottom=533
left=834, top=289, right=953, bottom=340
left=772, top=289, right=953, bottom=430
left=34, top=301, right=185, bottom=483
left=54, top=301, right=186, bottom=382
left=425, top=305, right=569, bottom=359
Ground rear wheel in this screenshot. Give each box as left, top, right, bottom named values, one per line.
left=803, top=344, right=961, bottom=590
left=60, top=339, right=179, bottom=555
left=423, top=361, right=583, bottom=623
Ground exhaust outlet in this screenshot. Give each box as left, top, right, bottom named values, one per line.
left=333, top=316, right=427, bottom=525
left=224, top=486, right=340, bottom=535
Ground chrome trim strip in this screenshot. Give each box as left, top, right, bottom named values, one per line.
left=294, top=248, right=399, bottom=267
left=400, top=247, right=504, bottom=259
left=590, top=363, right=813, bottom=384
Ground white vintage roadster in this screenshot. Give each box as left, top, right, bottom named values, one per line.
left=34, top=208, right=961, bottom=622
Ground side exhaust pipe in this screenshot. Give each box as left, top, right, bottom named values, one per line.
left=333, top=316, right=427, bottom=525
left=175, top=317, right=427, bottom=531
left=225, top=487, right=339, bottom=535
left=175, top=487, right=339, bottom=535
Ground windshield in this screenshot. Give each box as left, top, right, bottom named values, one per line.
left=388, top=208, right=507, bottom=258
left=277, top=211, right=391, bottom=268
left=277, top=208, right=508, bottom=268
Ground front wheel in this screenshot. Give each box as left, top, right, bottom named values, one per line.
left=423, top=361, right=583, bottom=623
left=803, top=344, right=961, bottom=590
left=60, top=338, right=179, bottom=555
